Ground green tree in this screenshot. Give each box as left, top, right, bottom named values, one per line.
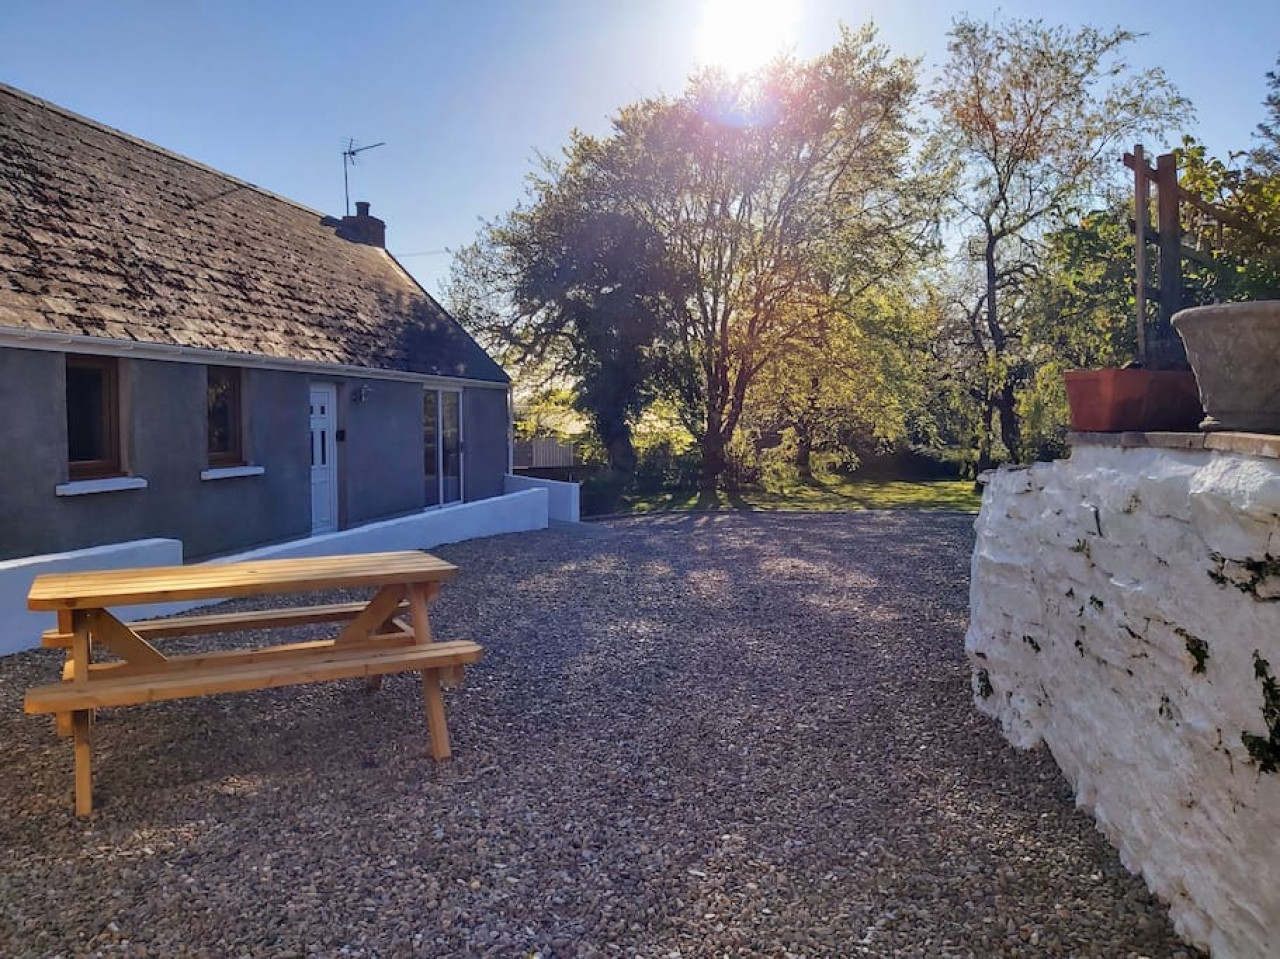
left=1027, top=199, right=1139, bottom=368
left=570, top=26, right=928, bottom=493
left=449, top=171, right=687, bottom=473
left=1173, top=60, right=1280, bottom=302
left=1178, top=136, right=1280, bottom=303
left=1015, top=198, right=1139, bottom=457
left=1251, top=55, right=1280, bottom=176
left=930, top=15, right=1189, bottom=464
left=742, top=281, right=934, bottom=479
left=454, top=26, right=930, bottom=494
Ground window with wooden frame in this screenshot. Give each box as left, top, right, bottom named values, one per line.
left=66, top=355, right=121, bottom=480
left=206, top=366, right=244, bottom=466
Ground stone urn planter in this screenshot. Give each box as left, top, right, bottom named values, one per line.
left=1173, top=301, right=1280, bottom=432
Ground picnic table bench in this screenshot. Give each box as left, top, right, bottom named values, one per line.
left=22, top=550, right=484, bottom=817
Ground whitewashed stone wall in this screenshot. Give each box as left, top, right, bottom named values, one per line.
left=968, top=441, right=1280, bottom=958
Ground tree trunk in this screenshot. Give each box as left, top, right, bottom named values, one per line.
left=793, top=374, right=820, bottom=480
left=698, top=400, right=728, bottom=495
left=993, top=383, right=1021, bottom=462
left=794, top=419, right=814, bottom=480
left=593, top=412, right=637, bottom=474
left=983, top=228, right=1022, bottom=463
left=605, top=432, right=637, bottom=474
left=698, top=435, right=726, bottom=496
left=975, top=400, right=996, bottom=474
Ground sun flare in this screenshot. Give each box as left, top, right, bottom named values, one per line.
left=696, top=0, right=800, bottom=76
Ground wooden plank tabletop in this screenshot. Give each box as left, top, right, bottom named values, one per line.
left=28, top=551, right=458, bottom=611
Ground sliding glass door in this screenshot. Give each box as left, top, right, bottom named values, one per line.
left=440, top=391, right=461, bottom=504
left=423, top=388, right=462, bottom=507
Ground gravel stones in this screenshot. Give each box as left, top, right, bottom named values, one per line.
left=0, top=512, right=1200, bottom=957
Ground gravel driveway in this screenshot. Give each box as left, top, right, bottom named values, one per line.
left=0, top=512, right=1198, bottom=958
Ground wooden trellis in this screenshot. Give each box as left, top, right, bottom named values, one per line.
left=1124, top=145, right=1184, bottom=366
left=1125, top=144, right=1278, bottom=366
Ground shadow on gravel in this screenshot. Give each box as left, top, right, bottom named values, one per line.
left=0, top=512, right=1200, bottom=958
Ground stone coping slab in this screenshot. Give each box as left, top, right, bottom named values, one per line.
left=1069, top=430, right=1280, bottom=460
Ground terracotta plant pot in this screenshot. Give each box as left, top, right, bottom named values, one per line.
left=1173, top=301, right=1280, bottom=432
left=1063, top=368, right=1203, bottom=432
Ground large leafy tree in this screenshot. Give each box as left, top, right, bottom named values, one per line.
left=930, top=16, right=1189, bottom=464
left=454, top=25, right=929, bottom=493
left=602, top=28, right=926, bottom=492
left=1014, top=198, right=1140, bottom=458
left=1026, top=198, right=1140, bottom=369
left=449, top=164, right=687, bottom=473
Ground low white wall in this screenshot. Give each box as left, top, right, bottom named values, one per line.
left=969, top=443, right=1280, bottom=958
left=222, top=488, right=549, bottom=561
left=0, top=490, right=549, bottom=656
left=505, top=473, right=579, bottom=523
left=0, top=538, right=189, bottom=656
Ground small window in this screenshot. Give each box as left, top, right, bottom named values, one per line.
left=207, top=366, right=244, bottom=466
left=66, top=355, right=121, bottom=480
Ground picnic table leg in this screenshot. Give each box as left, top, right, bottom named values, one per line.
left=73, top=710, right=93, bottom=817
left=420, top=670, right=451, bottom=760
left=407, top=583, right=451, bottom=760
left=55, top=611, right=75, bottom=737
left=56, top=657, right=76, bottom=737
left=68, top=610, right=96, bottom=816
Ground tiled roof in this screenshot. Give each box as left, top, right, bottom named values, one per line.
left=0, top=84, right=507, bottom=383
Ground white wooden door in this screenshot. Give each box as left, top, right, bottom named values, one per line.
left=309, top=383, right=338, bottom=534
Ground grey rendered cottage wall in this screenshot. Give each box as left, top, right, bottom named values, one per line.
left=463, top=387, right=510, bottom=502
left=340, top=377, right=425, bottom=528
left=0, top=347, right=311, bottom=561
left=0, top=347, right=513, bottom=562
left=342, top=381, right=511, bottom=517
left=0, top=347, right=66, bottom=560
left=115, top=359, right=312, bottom=559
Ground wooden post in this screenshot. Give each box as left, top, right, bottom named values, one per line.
left=1156, top=152, right=1182, bottom=349
left=1133, top=145, right=1149, bottom=365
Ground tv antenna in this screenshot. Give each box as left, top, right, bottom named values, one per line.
left=342, top=138, right=385, bottom=216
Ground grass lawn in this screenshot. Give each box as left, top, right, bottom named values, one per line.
left=614, top=474, right=983, bottom=514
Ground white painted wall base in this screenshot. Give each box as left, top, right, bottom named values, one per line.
left=0, top=539, right=188, bottom=656
left=504, top=473, right=579, bottom=523
left=221, top=488, right=548, bottom=562
left=969, top=443, right=1280, bottom=958
left=0, top=489, right=550, bottom=656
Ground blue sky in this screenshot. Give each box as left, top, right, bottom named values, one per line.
left=5, top=0, right=1278, bottom=296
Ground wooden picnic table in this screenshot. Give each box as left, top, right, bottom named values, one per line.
left=23, top=550, right=484, bottom=818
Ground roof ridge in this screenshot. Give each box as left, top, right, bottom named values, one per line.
left=0, top=82, right=336, bottom=224
left=383, top=249, right=450, bottom=309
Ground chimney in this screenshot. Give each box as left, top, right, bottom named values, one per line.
left=339, top=201, right=386, bottom=248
